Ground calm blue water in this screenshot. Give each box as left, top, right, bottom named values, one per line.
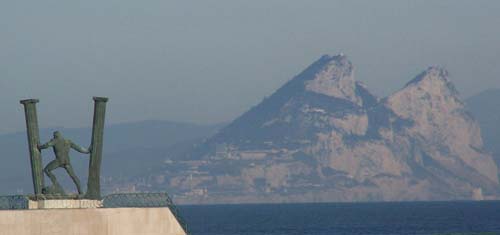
left=178, top=201, right=500, bottom=235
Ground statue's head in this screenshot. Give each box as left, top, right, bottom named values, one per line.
left=53, top=131, right=62, bottom=139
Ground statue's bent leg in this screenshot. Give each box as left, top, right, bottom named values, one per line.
left=44, top=160, right=61, bottom=186
left=64, top=164, right=82, bottom=194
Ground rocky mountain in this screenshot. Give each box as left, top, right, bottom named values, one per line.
left=128, top=55, right=499, bottom=204
left=466, top=89, right=500, bottom=165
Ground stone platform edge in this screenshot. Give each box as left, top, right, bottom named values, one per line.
left=28, top=199, right=103, bottom=209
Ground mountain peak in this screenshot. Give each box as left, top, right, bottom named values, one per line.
left=387, top=66, right=464, bottom=122
left=304, top=54, right=361, bottom=105
left=317, top=54, right=352, bottom=73
left=405, top=66, right=450, bottom=87
left=319, top=53, right=349, bottom=63
left=395, top=66, right=462, bottom=103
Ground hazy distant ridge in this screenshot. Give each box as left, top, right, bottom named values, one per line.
left=0, top=120, right=221, bottom=194
left=466, top=89, right=500, bottom=165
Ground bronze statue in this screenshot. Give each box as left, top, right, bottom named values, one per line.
left=38, top=131, right=91, bottom=195
left=20, top=97, right=108, bottom=199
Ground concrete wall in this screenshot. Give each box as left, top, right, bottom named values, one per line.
left=0, top=207, right=186, bottom=235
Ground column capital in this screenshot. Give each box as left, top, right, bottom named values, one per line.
left=20, top=99, right=40, bottom=105
left=93, top=97, right=108, bottom=102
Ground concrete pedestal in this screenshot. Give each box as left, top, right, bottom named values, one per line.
left=0, top=207, right=186, bottom=235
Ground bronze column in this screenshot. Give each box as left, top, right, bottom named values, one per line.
left=20, top=99, right=44, bottom=196
left=85, top=97, right=108, bottom=199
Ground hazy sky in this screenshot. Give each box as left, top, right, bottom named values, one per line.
left=1, top=1, right=499, bottom=133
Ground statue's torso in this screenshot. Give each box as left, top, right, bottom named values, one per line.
left=52, top=138, right=71, bottom=164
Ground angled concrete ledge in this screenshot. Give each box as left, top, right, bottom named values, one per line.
left=0, top=207, right=187, bottom=235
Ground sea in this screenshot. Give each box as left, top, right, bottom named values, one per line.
left=178, top=201, right=500, bottom=235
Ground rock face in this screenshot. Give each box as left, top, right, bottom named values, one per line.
left=386, top=68, right=498, bottom=184
left=142, top=55, right=500, bottom=203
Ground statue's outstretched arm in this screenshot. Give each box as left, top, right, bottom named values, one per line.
left=38, top=139, right=55, bottom=150
left=70, top=141, right=91, bottom=154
